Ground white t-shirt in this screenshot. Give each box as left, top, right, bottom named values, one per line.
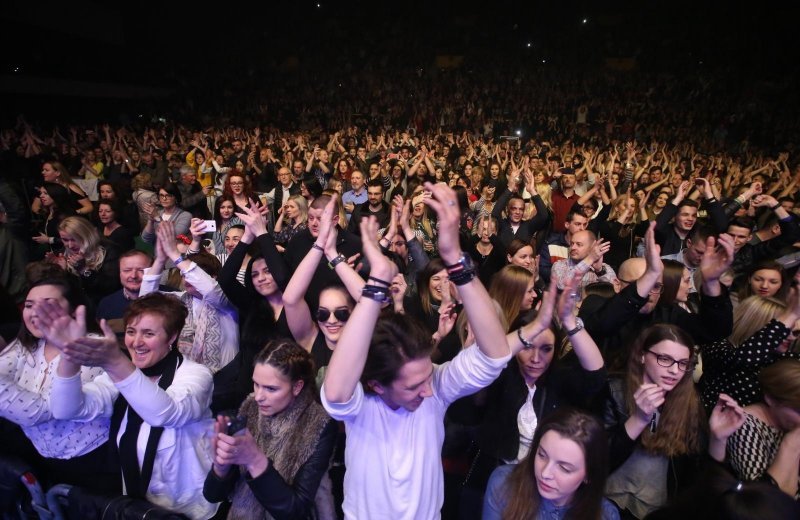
left=321, top=344, right=510, bottom=520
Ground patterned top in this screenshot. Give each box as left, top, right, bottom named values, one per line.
left=274, top=221, right=307, bottom=246
left=700, top=319, right=798, bottom=410
left=0, top=339, right=109, bottom=458
left=727, top=412, right=798, bottom=498
left=550, top=257, right=617, bottom=291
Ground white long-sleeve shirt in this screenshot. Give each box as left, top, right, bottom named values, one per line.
left=321, top=344, right=511, bottom=520
left=0, top=339, right=109, bottom=458
left=50, top=358, right=218, bottom=519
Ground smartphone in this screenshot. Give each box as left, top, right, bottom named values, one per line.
left=226, top=415, right=248, bottom=436
left=203, top=220, right=217, bottom=232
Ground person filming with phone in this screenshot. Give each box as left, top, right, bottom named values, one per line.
left=203, top=339, right=337, bottom=519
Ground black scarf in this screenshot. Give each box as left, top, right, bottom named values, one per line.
left=110, top=349, right=183, bottom=498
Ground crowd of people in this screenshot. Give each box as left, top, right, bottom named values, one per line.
left=1, top=112, right=800, bottom=520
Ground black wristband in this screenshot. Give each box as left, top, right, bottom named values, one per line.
left=361, top=284, right=391, bottom=303
left=769, top=203, right=780, bottom=210
left=368, top=275, right=392, bottom=287
left=448, top=270, right=476, bottom=286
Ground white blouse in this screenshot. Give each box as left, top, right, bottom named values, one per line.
left=513, top=384, right=538, bottom=464
left=0, top=339, right=109, bottom=458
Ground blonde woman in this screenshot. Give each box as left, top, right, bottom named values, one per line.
left=273, top=194, right=308, bottom=251
left=53, top=216, right=121, bottom=305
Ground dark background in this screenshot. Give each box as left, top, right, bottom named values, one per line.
left=1, top=0, right=797, bottom=124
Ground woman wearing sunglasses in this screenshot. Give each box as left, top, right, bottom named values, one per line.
left=603, top=323, right=707, bottom=519
left=282, top=198, right=365, bottom=379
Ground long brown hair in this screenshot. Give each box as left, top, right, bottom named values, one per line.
left=625, top=324, right=706, bottom=456
left=489, top=265, right=533, bottom=330
left=658, top=260, right=686, bottom=307
left=501, top=408, right=609, bottom=520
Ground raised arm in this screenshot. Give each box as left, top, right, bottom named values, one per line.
left=424, top=182, right=508, bottom=358
left=282, top=199, right=337, bottom=352
left=323, top=216, right=399, bottom=404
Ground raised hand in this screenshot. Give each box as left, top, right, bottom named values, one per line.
left=642, top=221, right=663, bottom=273
left=422, top=182, right=461, bottom=264
left=156, top=220, right=180, bottom=258
left=709, top=393, right=746, bottom=442
left=588, top=238, right=611, bottom=269
left=360, top=216, right=398, bottom=283
left=315, top=197, right=339, bottom=251
left=60, top=320, right=127, bottom=374
left=33, top=300, right=87, bottom=350
left=235, top=199, right=269, bottom=237
left=557, top=273, right=582, bottom=329
left=700, top=233, right=735, bottom=283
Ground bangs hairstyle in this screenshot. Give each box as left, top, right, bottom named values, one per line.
left=502, top=408, right=609, bottom=520
left=362, top=313, right=433, bottom=393
left=123, top=293, right=188, bottom=340
left=416, top=258, right=447, bottom=317
left=626, top=324, right=706, bottom=457
left=254, top=339, right=317, bottom=396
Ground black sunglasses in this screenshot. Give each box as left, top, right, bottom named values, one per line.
left=315, top=308, right=351, bottom=323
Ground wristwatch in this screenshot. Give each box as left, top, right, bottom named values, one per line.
left=565, top=318, right=585, bottom=337
left=328, top=254, right=347, bottom=270
left=361, top=284, right=391, bottom=304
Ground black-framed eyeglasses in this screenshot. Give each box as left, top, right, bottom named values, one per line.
left=158, top=193, right=174, bottom=199
left=646, top=351, right=694, bottom=371
left=315, top=308, right=351, bottom=323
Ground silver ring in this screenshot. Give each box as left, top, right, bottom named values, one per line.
left=447, top=201, right=455, bottom=206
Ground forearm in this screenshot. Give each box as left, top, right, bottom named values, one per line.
left=454, top=275, right=508, bottom=359
left=323, top=297, right=382, bottom=403
left=284, top=247, right=323, bottom=305
left=112, top=365, right=210, bottom=427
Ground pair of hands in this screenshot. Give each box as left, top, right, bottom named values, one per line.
left=359, top=182, right=465, bottom=291
left=211, top=416, right=266, bottom=477
left=31, top=299, right=123, bottom=371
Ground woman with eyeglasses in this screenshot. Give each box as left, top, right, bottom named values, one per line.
left=603, top=323, right=707, bottom=519
left=223, top=173, right=256, bottom=213
left=140, top=183, right=191, bottom=244
left=699, top=285, right=800, bottom=413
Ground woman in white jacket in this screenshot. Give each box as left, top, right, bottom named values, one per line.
left=38, top=291, right=218, bottom=519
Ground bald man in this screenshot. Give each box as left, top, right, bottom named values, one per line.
left=550, top=229, right=617, bottom=290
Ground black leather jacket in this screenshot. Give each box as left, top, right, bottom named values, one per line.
left=203, top=420, right=337, bottom=520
